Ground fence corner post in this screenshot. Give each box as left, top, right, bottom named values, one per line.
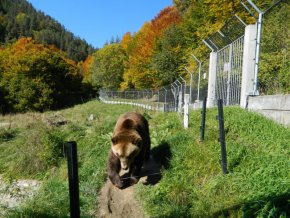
left=240, top=24, right=257, bottom=108
left=207, top=52, right=218, bottom=108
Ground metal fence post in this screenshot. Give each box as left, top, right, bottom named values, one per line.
left=157, top=90, right=160, bottom=111
left=192, top=54, right=202, bottom=101
left=217, top=99, right=228, bottom=174
left=184, top=94, right=189, bottom=129
left=226, top=43, right=233, bottom=105
left=185, top=67, right=193, bottom=104
left=66, top=141, right=80, bottom=218
left=200, top=97, right=207, bottom=142
left=164, top=88, right=167, bottom=112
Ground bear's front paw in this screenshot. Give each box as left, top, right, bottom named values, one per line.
left=130, top=177, right=139, bottom=185
left=114, top=181, right=124, bottom=189
left=109, top=175, right=124, bottom=189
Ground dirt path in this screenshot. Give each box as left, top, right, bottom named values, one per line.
left=98, top=156, right=161, bottom=218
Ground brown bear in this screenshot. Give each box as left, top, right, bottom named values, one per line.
left=107, top=112, right=151, bottom=189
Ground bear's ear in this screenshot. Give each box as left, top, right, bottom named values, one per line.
left=122, top=119, right=134, bottom=129
left=111, top=136, right=118, bottom=145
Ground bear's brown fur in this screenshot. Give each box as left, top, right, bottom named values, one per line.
left=107, top=112, right=150, bottom=188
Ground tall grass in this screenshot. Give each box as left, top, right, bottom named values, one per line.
left=138, top=107, right=290, bottom=217
left=1, top=102, right=289, bottom=217
left=1, top=101, right=153, bottom=217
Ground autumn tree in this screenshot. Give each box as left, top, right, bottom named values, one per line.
left=150, top=25, right=187, bottom=87
left=121, top=7, right=182, bottom=89
left=0, top=37, right=83, bottom=112
left=80, top=55, right=93, bottom=83
left=90, top=43, right=127, bottom=90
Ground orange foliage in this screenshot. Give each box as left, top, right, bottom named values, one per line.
left=81, top=55, right=93, bottom=83
left=121, top=7, right=182, bottom=89
left=120, top=32, right=132, bottom=51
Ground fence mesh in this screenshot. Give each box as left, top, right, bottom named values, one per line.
left=258, top=1, right=289, bottom=94
left=189, top=58, right=209, bottom=104
left=216, top=36, right=244, bottom=105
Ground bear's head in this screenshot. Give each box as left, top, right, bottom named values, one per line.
left=111, top=132, right=142, bottom=170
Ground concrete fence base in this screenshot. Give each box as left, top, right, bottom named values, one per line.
left=247, top=94, right=290, bottom=127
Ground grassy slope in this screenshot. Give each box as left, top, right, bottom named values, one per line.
left=0, top=101, right=289, bottom=217
left=138, top=107, right=290, bottom=217
left=0, top=101, right=151, bottom=217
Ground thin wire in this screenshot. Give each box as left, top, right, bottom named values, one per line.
left=120, top=172, right=162, bottom=181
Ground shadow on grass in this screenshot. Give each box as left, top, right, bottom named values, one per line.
left=0, top=129, right=17, bottom=143
left=119, top=141, right=172, bottom=188
left=151, top=141, right=172, bottom=170
left=141, top=141, right=172, bottom=186
left=212, top=193, right=290, bottom=217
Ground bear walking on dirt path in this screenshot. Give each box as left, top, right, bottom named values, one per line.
left=107, top=112, right=151, bottom=189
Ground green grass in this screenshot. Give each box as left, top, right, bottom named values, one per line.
left=1, top=101, right=154, bottom=217
left=137, top=107, right=290, bottom=217
left=1, top=102, right=289, bottom=217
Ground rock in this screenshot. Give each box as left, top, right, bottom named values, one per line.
left=43, top=113, right=68, bottom=127
left=88, top=114, right=95, bottom=121
left=0, top=175, right=41, bottom=216
left=0, top=122, right=11, bottom=129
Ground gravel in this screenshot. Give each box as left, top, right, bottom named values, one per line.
left=0, top=174, right=41, bottom=216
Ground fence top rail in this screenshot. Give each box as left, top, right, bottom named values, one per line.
left=215, top=34, right=245, bottom=53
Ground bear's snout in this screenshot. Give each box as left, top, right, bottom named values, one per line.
left=120, top=159, right=129, bottom=170
left=122, top=166, right=129, bottom=170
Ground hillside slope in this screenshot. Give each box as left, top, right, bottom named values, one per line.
left=0, top=101, right=289, bottom=217
left=138, top=107, right=290, bottom=217
left=0, top=0, right=94, bottom=61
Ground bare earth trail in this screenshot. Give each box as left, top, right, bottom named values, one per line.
left=98, top=156, right=161, bottom=218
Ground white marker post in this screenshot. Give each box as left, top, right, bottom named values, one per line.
left=184, top=94, right=189, bottom=129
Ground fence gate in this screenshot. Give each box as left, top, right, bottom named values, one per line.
left=204, top=15, right=246, bottom=105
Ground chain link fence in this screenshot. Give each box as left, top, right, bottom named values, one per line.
left=215, top=35, right=244, bottom=105
left=258, top=1, right=289, bottom=94
left=185, top=57, right=209, bottom=108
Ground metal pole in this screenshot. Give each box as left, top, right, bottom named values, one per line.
left=176, top=80, right=183, bottom=112
left=173, top=81, right=179, bottom=112
left=170, top=84, right=177, bottom=111
left=200, top=97, right=207, bottom=142
left=226, top=43, right=233, bottom=105
left=192, top=54, right=202, bottom=101
left=185, top=67, right=193, bottom=104
left=242, top=0, right=264, bottom=96
left=253, top=12, right=262, bottom=95
left=179, top=76, right=186, bottom=104
left=157, top=90, right=160, bottom=111
left=66, top=141, right=80, bottom=218
left=217, top=99, right=228, bottom=174
left=202, top=39, right=215, bottom=52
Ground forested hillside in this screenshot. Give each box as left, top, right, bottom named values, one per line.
left=0, top=0, right=94, bottom=62
left=0, top=0, right=97, bottom=113
left=87, top=0, right=289, bottom=92
left=0, top=0, right=288, bottom=114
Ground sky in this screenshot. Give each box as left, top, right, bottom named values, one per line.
left=27, top=0, right=173, bottom=48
